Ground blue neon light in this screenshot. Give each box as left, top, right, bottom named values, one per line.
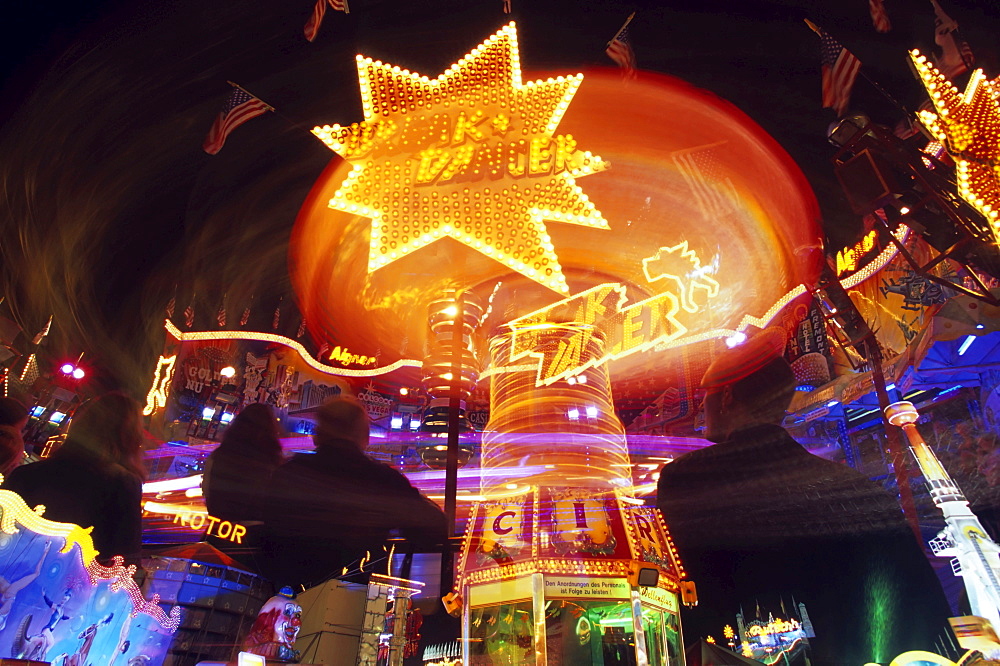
left=958, top=335, right=977, bottom=356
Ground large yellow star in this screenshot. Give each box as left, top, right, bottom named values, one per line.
left=911, top=50, right=1000, bottom=246
left=312, top=23, right=609, bottom=294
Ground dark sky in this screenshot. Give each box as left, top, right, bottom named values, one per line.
left=1, top=0, right=998, bottom=392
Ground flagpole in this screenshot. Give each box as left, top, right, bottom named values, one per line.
left=608, top=12, right=635, bottom=47
left=859, top=70, right=909, bottom=116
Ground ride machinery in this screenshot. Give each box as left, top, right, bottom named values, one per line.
left=289, top=17, right=821, bottom=665
left=886, top=401, right=1000, bottom=647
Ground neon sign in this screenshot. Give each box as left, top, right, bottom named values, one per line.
left=747, top=617, right=801, bottom=637
left=162, top=319, right=421, bottom=378
left=143, top=502, right=248, bottom=544
left=143, top=354, right=177, bottom=416
left=312, top=23, right=610, bottom=294
left=505, top=283, right=686, bottom=385
left=836, top=229, right=878, bottom=276
left=328, top=345, right=377, bottom=366
left=642, top=242, right=720, bottom=313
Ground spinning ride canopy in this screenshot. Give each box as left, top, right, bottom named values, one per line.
left=290, top=23, right=823, bottom=375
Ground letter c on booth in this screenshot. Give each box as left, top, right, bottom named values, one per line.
left=492, top=510, right=516, bottom=535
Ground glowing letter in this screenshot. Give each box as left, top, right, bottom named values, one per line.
left=232, top=524, right=247, bottom=544
left=492, top=510, right=517, bottom=535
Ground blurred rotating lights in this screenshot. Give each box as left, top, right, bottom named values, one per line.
left=292, top=61, right=821, bottom=373
left=481, top=323, right=631, bottom=493
left=420, top=290, right=484, bottom=400
left=417, top=291, right=484, bottom=468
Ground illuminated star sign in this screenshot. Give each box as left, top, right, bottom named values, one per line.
left=313, top=22, right=610, bottom=293
left=911, top=50, right=1000, bottom=246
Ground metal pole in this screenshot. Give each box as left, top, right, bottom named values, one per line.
left=866, top=337, right=923, bottom=543
left=442, top=290, right=463, bottom=596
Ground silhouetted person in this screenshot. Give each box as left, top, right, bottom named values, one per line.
left=0, top=397, right=28, bottom=477
left=2, top=392, right=145, bottom=564
left=263, top=395, right=448, bottom=588
left=656, top=330, right=951, bottom=666
left=202, top=403, right=283, bottom=570
left=204, top=403, right=283, bottom=521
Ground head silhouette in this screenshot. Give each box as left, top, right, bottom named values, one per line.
left=0, top=398, right=27, bottom=429
left=60, top=392, right=146, bottom=480
left=701, top=329, right=795, bottom=442
left=217, top=403, right=282, bottom=466
left=314, top=395, right=369, bottom=453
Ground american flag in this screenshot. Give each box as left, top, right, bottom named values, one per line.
left=305, top=0, right=348, bottom=42
left=869, top=0, right=891, bottom=33
left=297, top=317, right=307, bottom=338
left=811, top=23, right=862, bottom=116
left=240, top=296, right=253, bottom=327
left=184, top=301, right=195, bottom=329
left=217, top=301, right=226, bottom=328
left=605, top=27, right=637, bottom=77
left=165, top=292, right=176, bottom=319
left=272, top=299, right=283, bottom=331
left=31, top=316, right=52, bottom=345
left=202, top=87, right=271, bottom=155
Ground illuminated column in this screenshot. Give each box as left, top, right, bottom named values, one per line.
left=454, top=322, right=688, bottom=666
left=419, top=290, right=484, bottom=437
left=480, top=323, right=631, bottom=493
left=885, top=401, right=1000, bottom=634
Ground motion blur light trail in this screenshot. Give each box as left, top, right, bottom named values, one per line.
left=481, top=324, right=631, bottom=494
left=291, top=65, right=822, bottom=372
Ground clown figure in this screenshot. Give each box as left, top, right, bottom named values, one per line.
left=242, top=587, right=302, bottom=663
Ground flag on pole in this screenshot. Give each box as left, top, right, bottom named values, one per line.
left=272, top=298, right=283, bottom=331
left=165, top=288, right=176, bottom=319
left=184, top=300, right=195, bottom=329
left=869, top=0, right=891, bottom=32
left=605, top=24, right=637, bottom=78
left=806, top=20, right=862, bottom=116
left=217, top=300, right=227, bottom=328
left=240, top=296, right=253, bottom=327
left=31, top=316, right=52, bottom=345
left=305, top=0, right=348, bottom=42
left=297, top=317, right=307, bottom=338
left=930, top=0, right=974, bottom=79
left=203, top=86, right=272, bottom=155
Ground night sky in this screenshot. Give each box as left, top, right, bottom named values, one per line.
left=2, top=0, right=999, bottom=392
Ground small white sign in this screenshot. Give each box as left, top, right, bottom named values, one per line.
left=238, top=652, right=266, bottom=666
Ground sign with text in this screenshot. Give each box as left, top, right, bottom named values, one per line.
left=544, top=576, right=630, bottom=599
